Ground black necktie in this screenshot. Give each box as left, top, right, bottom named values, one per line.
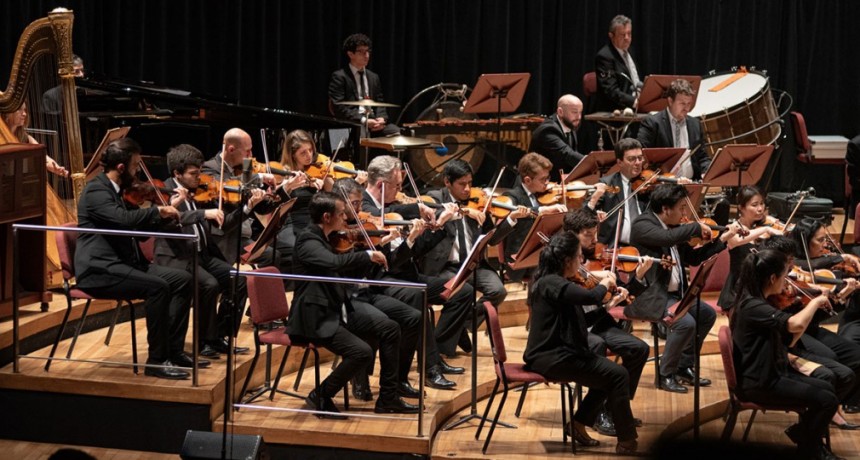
left=457, top=220, right=468, bottom=264
left=627, top=182, right=640, bottom=221
left=357, top=70, right=367, bottom=99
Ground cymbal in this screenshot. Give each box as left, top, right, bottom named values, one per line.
left=360, top=135, right=436, bottom=151
left=336, top=99, right=400, bottom=108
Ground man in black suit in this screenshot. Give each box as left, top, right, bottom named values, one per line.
left=287, top=192, right=418, bottom=416
left=154, top=144, right=248, bottom=360
left=328, top=33, right=400, bottom=137
left=636, top=79, right=711, bottom=181
left=588, top=138, right=649, bottom=246
left=629, top=184, right=738, bottom=393
left=74, top=138, right=193, bottom=380
left=595, top=15, right=641, bottom=113
left=529, top=94, right=586, bottom=180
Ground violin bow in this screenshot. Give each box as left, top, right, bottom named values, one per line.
left=218, top=143, right=227, bottom=214
left=559, top=169, right=568, bottom=209
left=339, top=187, right=381, bottom=263
left=260, top=128, right=271, bottom=176
left=403, top=162, right=423, bottom=201
left=610, top=205, right=624, bottom=274
left=138, top=159, right=169, bottom=207
left=783, top=188, right=812, bottom=231
left=320, top=137, right=345, bottom=184
left=605, top=168, right=661, bottom=218
left=483, top=166, right=506, bottom=215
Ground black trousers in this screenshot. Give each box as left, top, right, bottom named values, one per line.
left=314, top=301, right=401, bottom=401
left=589, top=316, right=650, bottom=398
left=541, top=354, right=637, bottom=442
left=362, top=292, right=421, bottom=381
left=743, top=372, right=838, bottom=455
left=80, top=263, right=192, bottom=363
left=800, top=328, right=860, bottom=406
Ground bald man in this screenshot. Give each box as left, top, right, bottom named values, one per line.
left=528, top=94, right=586, bottom=181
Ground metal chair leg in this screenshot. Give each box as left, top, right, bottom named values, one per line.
left=482, top=380, right=509, bottom=454
left=45, top=294, right=81, bottom=371
left=293, top=348, right=311, bottom=390
left=103, top=300, right=123, bottom=346
left=476, top=377, right=501, bottom=441
left=66, top=298, right=95, bottom=358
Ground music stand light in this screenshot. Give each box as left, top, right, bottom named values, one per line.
left=563, top=150, right=617, bottom=184
left=637, top=75, right=703, bottom=113
left=703, top=144, right=774, bottom=191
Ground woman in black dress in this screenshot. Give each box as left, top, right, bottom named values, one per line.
left=523, top=231, right=640, bottom=455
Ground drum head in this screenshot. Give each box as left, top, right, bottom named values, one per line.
left=406, top=101, right=486, bottom=187
left=688, top=71, right=769, bottom=118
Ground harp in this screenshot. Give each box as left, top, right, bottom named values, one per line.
left=0, top=8, right=83, bottom=308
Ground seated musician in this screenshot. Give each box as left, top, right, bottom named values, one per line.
left=717, top=186, right=784, bottom=310
left=528, top=94, right=586, bottom=180
left=1, top=102, right=68, bottom=176
left=333, top=177, right=463, bottom=393
left=635, top=79, right=710, bottom=181
left=588, top=138, right=649, bottom=246
left=523, top=231, right=641, bottom=455
left=154, top=144, right=248, bottom=360
left=74, top=138, right=193, bottom=380
left=562, top=207, right=649, bottom=437
left=359, top=156, right=487, bottom=368
left=287, top=191, right=418, bottom=416
left=729, top=248, right=843, bottom=460
left=501, top=152, right=567, bottom=280
left=630, top=184, right=738, bottom=393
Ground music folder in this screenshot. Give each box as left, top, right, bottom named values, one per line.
left=241, top=198, right=296, bottom=264
left=563, top=150, right=617, bottom=184
left=509, top=212, right=564, bottom=270
left=440, top=228, right=497, bottom=300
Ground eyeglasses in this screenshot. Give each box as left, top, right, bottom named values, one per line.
left=625, top=156, right=645, bottom=163
left=383, top=180, right=403, bottom=190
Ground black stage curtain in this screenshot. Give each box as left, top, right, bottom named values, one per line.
left=2, top=1, right=859, bottom=152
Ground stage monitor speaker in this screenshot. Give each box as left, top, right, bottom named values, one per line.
left=180, top=430, right=265, bottom=460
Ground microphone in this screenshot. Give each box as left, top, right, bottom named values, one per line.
left=241, top=157, right=253, bottom=184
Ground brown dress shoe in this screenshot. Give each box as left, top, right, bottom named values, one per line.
left=564, top=421, right=600, bottom=447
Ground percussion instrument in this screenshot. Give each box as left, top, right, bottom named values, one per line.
left=335, top=99, right=400, bottom=108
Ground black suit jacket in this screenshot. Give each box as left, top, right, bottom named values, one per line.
left=74, top=173, right=167, bottom=289
left=626, top=211, right=725, bottom=320
left=636, top=110, right=711, bottom=181
left=418, top=188, right=515, bottom=276
left=595, top=44, right=639, bottom=112
left=528, top=114, right=585, bottom=180
left=501, top=184, right=539, bottom=264
left=328, top=66, right=390, bottom=123
left=594, top=172, right=649, bottom=245
left=153, top=177, right=226, bottom=269
left=287, top=224, right=373, bottom=340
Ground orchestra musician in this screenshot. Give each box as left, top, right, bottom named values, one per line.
left=287, top=191, right=418, bottom=416
left=153, top=144, right=248, bottom=360
left=1, top=102, right=68, bottom=176
left=730, top=247, right=843, bottom=460
left=528, top=94, right=586, bottom=180
left=562, top=207, right=650, bottom=437
left=523, top=231, right=641, bottom=455
left=629, top=184, right=738, bottom=393
left=588, top=138, right=650, bottom=246
left=594, top=15, right=641, bottom=113
left=74, top=138, right=193, bottom=380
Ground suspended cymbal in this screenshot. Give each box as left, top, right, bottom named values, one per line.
left=336, top=99, right=400, bottom=108
left=360, top=135, right=436, bottom=151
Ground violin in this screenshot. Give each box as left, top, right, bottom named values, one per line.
left=789, top=266, right=845, bottom=291
left=821, top=235, right=860, bottom=278
left=329, top=220, right=397, bottom=253
left=123, top=178, right=174, bottom=207
left=192, top=176, right=243, bottom=204
left=251, top=159, right=304, bottom=182
left=394, top=191, right=443, bottom=209
left=629, top=170, right=679, bottom=193
left=535, top=181, right=620, bottom=207
left=570, top=269, right=613, bottom=304
left=772, top=275, right=838, bottom=316
left=754, top=215, right=794, bottom=233
left=597, top=244, right=675, bottom=272
left=461, top=189, right=537, bottom=219
left=305, top=153, right=361, bottom=180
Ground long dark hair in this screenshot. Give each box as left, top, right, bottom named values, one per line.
left=530, top=231, right=580, bottom=297
left=789, top=217, right=823, bottom=258
left=730, top=248, right=791, bottom=316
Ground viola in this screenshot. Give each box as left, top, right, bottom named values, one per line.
left=123, top=178, right=173, bottom=207
left=789, top=266, right=845, bottom=291
left=305, top=153, right=361, bottom=180
left=597, top=245, right=675, bottom=272
left=535, top=181, right=620, bottom=207
left=681, top=216, right=725, bottom=246
left=329, top=221, right=396, bottom=253
left=192, top=177, right=243, bottom=204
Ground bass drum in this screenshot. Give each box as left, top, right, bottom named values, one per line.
left=406, top=101, right=486, bottom=187
left=688, top=69, right=781, bottom=157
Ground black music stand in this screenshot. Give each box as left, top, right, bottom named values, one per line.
left=563, top=150, right=617, bottom=184
left=241, top=198, right=296, bottom=264
left=464, top=73, right=530, bottom=166
left=509, top=213, right=564, bottom=270
left=637, top=75, right=702, bottom=113
left=85, top=127, right=131, bottom=181
left=703, top=144, right=774, bottom=191
left=442, top=230, right=514, bottom=430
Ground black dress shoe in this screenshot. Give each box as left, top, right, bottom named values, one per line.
left=563, top=421, right=600, bottom=447
left=206, top=338, right=250, bottom=355
left=397, top=381, right=421, bottom=399
left=844, top=404, right=860, bottom=414
left=659, top=375, right=688, bottom=393
left=634, top=417, right=643, bottom=427
left=350, top=376, right=374, bottom=401
left=199, top=344, right=221, bottom=359
left=784, top=423, right=802, bottom=445
left=817, top=445, right=846, bottom=460
left=439, top=358, right=465, bottom=375
left=306, top=390, right=348, bottom=420
left=374, top=396, right=420, bottom=414
left=144, top=360, right=190, bottom=380
left=675, top=367, right=711, bottom=387
left=458, top=330, right=472, bottom=354
left=830, top=420, right=860, bottom=430
left=425, top=369, right=456, bottom=389
left=593, top=409, right=617, bottom=437
left=171, top=352, right=210, bottom=368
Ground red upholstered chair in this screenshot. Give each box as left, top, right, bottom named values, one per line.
left=583, top=72, right=597, bottom=99
left=690, top=249, right=730, bottom=303
left=475, top=302, right=578, bottom=454
left=854, top=202, right=860, bottom=243
left=717, top=326, right=829, bottom=446
left=47, top=223, right=140, bottom=373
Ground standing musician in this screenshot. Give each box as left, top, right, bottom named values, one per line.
left=153, top=144, right=248, bottom=360
left=594, top=15, right=641, bottom=113
left=730, top=248, right=843, bottom=460
left=528, top=94, right=586, bottom=180
left=501, top=152, right=568, bottom=281
left=523, top=231, right=641, bottom=455
left=630, top=184, right=738, bottom=393
left=74, top=138, right=193, bottom=380
left=562, top=207, right=650, bottom=437
left=287, top=192, right=418, bottom=416
left=360, top=156, right=483, bottom=366
left=588, top=138, right=651, bottom=246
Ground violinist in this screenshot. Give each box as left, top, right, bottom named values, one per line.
left=730, top=248, right=843, bottom=459
left=200, top=128, right=279, bottom=267
left=589, top=138, right=650, bottom=245
left=717, top=186, right=784, bottom=310
left=630, top=184, right=739, bottom=393
left=362, top=155, right=436, bottom=223
left=523, top=231, right=642, bottom=455
left=422, top=160, right=530, bottom=319
left=74, top=138, right=193, bottom=380
left=562, top=207, right=650, bottom=438
left=153, top=145, right=248, bottom=360
left=333, top=178, right=466, bottom=391
left=501, top=152, right=568, bottom=280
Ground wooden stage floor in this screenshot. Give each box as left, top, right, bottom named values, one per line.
left=2, top=288, right=860, bottom=458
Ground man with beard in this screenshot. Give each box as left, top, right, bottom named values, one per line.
left=74, top=138, right=194, bottom=379
left=529, top=94, right=586, bottom=181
